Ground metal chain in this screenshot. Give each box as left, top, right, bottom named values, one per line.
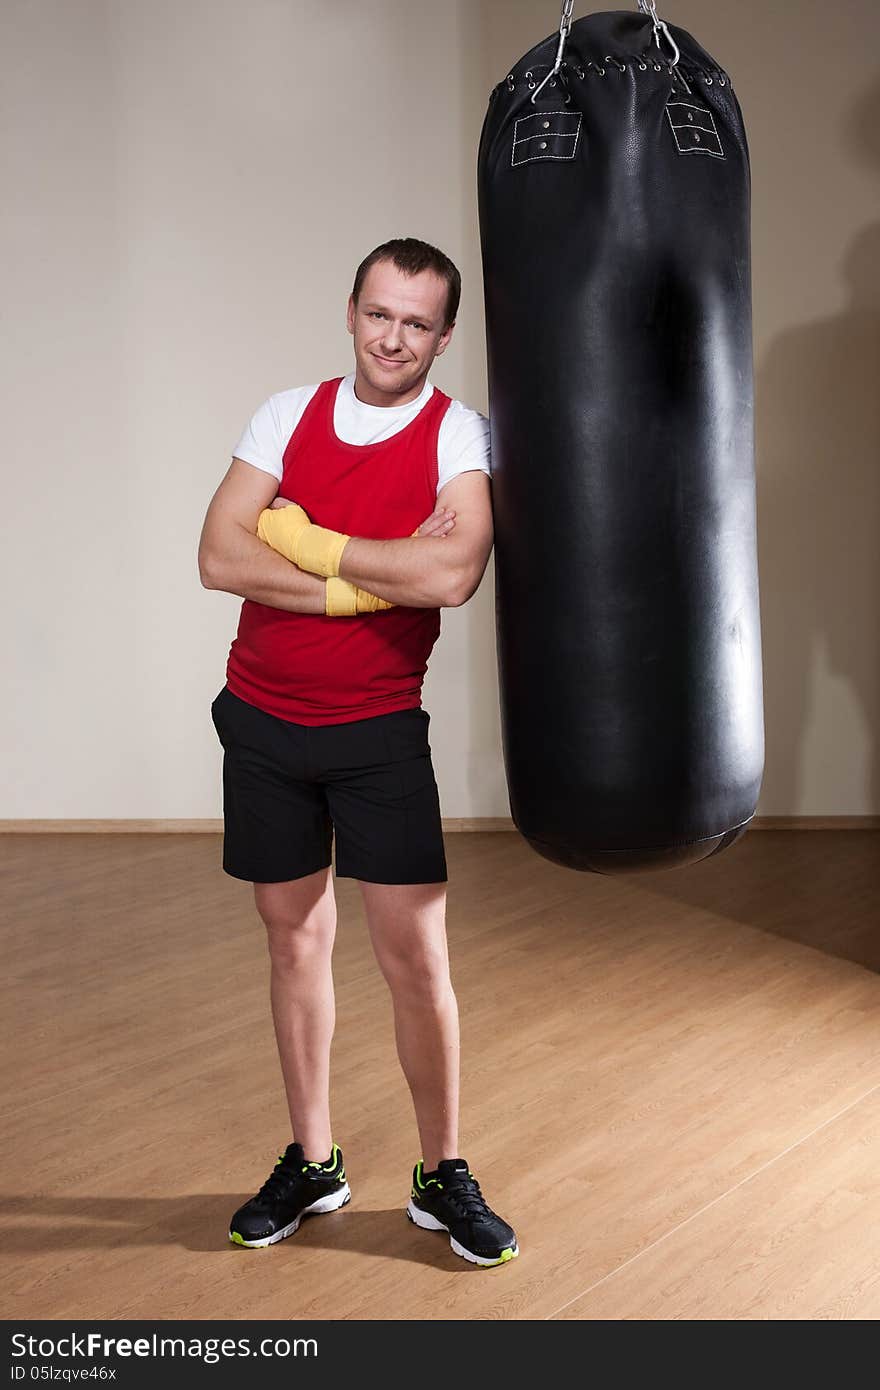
left=530, top=0, right=679, bottom=104
left=637, top=1, right=662, bottom=52
left=637, top=1, right=680, bottom=67
left=530, top=0, right=575, bottom=102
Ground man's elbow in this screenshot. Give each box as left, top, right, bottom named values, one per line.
left=446, top=548, right=493, bottom=607
left=444, top=569, right=477, bottom=608
left=199, top=549, right=223, bottom=589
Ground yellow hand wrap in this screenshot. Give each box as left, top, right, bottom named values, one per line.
left=256, top=503, right=351, bottom=579
left=292, top=522, right=351, bottom=579
left=325, top=578, right=395, bottom=616
left=256, top=501, right=310, bottom=560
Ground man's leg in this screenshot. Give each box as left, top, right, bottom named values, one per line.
left=253, top=866, right=338, bottom=1161
left=357, top=880, right=460, bottom=1171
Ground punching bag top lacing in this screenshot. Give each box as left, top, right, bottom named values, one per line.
left=503, top=62, right=727, bottom=96
left=511, top=3, right=728, bottom=105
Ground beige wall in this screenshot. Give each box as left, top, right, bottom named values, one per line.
left=2, top=0, right=877, bottom=819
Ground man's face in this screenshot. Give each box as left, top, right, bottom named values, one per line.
left=346, top=260, right=454, bottom=405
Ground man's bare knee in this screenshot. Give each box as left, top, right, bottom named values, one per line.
left=357, top=880, right=451, bottom=998
left=383, top=944, right=452, bottom=1002
left=254, top=867, right=336, bottom=962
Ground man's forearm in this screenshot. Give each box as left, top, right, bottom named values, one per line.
left=338, top=536, right=456, bottom=608
left=201, top=523, right=326, bottom=613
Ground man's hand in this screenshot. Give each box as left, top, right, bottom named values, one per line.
left=417, top=502, right=457, bottom=538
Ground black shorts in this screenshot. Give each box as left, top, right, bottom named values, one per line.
left=210, top=686, right=448, bottom=886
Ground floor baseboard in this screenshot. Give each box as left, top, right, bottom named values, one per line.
left=0, top=816, right=878, bottom=833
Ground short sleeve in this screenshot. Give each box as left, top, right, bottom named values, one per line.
left=436, top=403, right=491, bottom=494
left=231, top=396, right=284, bottom=482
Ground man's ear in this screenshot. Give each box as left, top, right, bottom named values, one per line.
left=346, top=294, right=356, bottom=335
left=435, top=321, right=455, bottom=356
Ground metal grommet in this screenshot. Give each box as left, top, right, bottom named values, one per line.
left=528, top=81, right=536, bottom=89
left=550, top=79, right=556, bottom=87
left=597, top=66, right=605, bottom=75
left=653, top=63, right=661, bottom=71
left=525, top=70, right=533, bottom=78
left=539, top=141, right=547, bottom=149
left=542, top=120, right=550, bottom=128
left=694, top=133, right=701, bottom=142
left=719, top=77, right=726, bottom=86
left=638, top=62, right=647, bottom=70
left=576, top=67, right=585, bottom=78
left=706, top=76, right=713, bottom=84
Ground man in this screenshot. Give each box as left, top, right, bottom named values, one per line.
left=198, top=237, right=518, bottom=1267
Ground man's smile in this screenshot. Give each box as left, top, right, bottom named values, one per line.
left=372, top=353, right=408, bottom=368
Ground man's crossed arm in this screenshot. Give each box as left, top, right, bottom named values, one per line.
left=199, top=458, right=494, bottom=614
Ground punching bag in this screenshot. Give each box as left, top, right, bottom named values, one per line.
left=478, top=3, right=764, bottom=874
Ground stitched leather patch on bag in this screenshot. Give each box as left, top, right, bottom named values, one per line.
left=665, top=101, right=724, bottom=157
left=512, top=110, right=582, bottom=166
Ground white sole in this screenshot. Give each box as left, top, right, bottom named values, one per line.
left=229, top=1182, right=351, bottom=1248
left=406, top=1198, right=519, bottom=1267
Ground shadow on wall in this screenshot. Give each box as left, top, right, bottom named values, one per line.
left=754, top=71, right=880, bottom=821
left=756, top=217, right=880, bottom=819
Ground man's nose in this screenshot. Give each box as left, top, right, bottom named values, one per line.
left=380, top=321, right=404, bottom=350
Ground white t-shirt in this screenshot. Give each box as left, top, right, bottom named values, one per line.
left=232, top=372, right=491, bottom=496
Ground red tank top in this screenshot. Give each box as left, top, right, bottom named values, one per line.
left=224, top=376, right=452, bottom=725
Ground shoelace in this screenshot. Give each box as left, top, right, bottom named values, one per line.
left=438, top=1174, right=495, bottom=1223
left=255, top=1159, right=329, bottom=1205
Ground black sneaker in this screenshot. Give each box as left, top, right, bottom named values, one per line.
left=406, top=1157, right=519, bottom=1267
left=228, top=1142, right=350, bottom=1248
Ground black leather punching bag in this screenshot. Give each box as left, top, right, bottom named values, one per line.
left=478, top=5, right=764, bottom=874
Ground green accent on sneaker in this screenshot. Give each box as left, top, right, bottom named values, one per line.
left=229, top=1230, right=248, bottom=1246
left=304, top=1142, right=341, bottom=1172
left=414, top=1160, right=442, bottom=1191
left=275, top=1143, right=341, bottom=1175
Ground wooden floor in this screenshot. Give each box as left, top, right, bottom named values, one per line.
left=2, top=828, right=880, bottom=1321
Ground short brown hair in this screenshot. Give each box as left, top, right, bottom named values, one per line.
left=351, top=237, right=461, bottom=332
